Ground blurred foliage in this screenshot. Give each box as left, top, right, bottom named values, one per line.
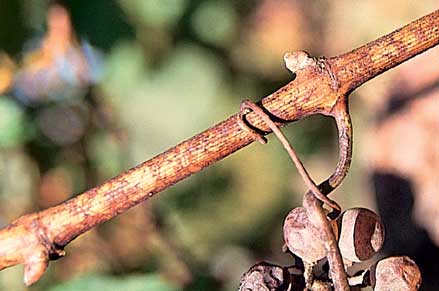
left=0, top=97, right=29, bottom=147
left=49, top=274, right=178, bottom=291
left=191, top=1, right=237, bottom=47
left=0, top=0, right=437, bottom=290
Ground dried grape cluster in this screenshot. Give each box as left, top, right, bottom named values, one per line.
left=237, top=53, right=422, bottom=291
left=239, top=205, right=421, bottom=291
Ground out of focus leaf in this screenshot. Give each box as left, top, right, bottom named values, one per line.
left=49, top=273, right=178, bottom=291
left=87, top=132, right=124, bottom=180
left=101, top=43, right=149, bottom=101
left=102, top=43, right=229, bottom=160
left=0, top=151, right=37, bottom=220
left=120, top=0, right=188, bottom=28
left=191, top=1, right=237, bottom=47
left=0, top=97, right=28, bottom=148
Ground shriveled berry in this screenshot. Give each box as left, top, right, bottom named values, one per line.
left=371, top=256, right=421, bottom=291
left=238, top=262, right=292, bottom=291
left=283, top=207, right=327, bottom=263
left=337, top=208, right=385, bottom=263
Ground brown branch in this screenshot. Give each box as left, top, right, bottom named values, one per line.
left=0, top=10, right=438, bottom=286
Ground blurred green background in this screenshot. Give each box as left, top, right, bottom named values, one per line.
left=0, top=1, right=437, bottom=290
